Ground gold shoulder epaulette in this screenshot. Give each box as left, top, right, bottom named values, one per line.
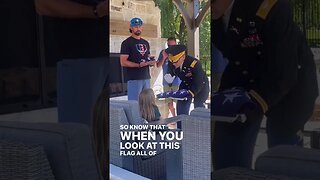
left=256, top=0, right=278, bottom=20
left=190, top=60, right=197, bottom=68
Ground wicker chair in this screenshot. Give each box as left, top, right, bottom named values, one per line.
left=0, top=121, right=102, bottom=180
left=255, top=145, right=320, bottom=179
left=0, top=140, right=54, bottom=180
left=109, top=100, right=167, bottom=180
left=213, top=167, right=307, bottom=180
left=190, top=107, right=210, bottom=119
left=148, top=114, right=212, bottom=180
left=213, top=145, right=320, bottom=179
left=179, top=115, right=211, bottom=180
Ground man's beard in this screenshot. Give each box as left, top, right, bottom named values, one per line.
left=134, top=31, right=141, bottom=36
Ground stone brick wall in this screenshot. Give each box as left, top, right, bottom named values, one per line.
left=110, top=0, right=166, bottom=89
left=110, top=0, right=162, bottom=53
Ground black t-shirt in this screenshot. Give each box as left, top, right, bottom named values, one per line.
left=43, top=0, right=108, bottom=66
left=120, top=36, right=151, bottom=80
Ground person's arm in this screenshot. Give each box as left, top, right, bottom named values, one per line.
left=120, top=54, right=148, bottom=68
left=156, top=50, right=168, bottom=67
left=147, top=58, right=157, bottom=66
left=34, top=0, right=108, bottom=18
left=189, top=60, right=206, bottom=97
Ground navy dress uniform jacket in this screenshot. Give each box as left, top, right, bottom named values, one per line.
left=167, top=55, right=209, bottom=119
left=213, top=0, right=318, bottom=130
left=168, top=55, right=209, bottom=99
left=212, top=0, right=318, bottom=170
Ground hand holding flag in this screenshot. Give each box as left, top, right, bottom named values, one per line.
left=212, top=87, right=256, bottom=123
left=171, top=89, right=191, bottom=100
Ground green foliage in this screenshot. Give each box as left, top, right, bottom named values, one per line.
left=289, top=0, right=320, bottom=46
left=157, top=0, right=187, bottom=45
left=199, top=1, right=211, bottom=75
left=156, top=0, right=211, bottom=74
left=290, top=0, right=320, bottom=29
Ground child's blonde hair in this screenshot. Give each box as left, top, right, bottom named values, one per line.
left=139, top=88, right=157, bottom=122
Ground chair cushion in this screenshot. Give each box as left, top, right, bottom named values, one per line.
left=213, top=167, right=305, bottom=180
left=255, top=145, right=320, bottom=179
left=109, top=107, right=128, bottom=167
left=110, top=100, right=144, bottom=125
left=190, top=108, right=210, bottom=119
left=109, top=105, right=168, bottom=180
left=0, top=121, right=102, bottom=180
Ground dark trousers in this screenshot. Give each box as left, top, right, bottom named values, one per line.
left=213, top=97, right=314, bottom=170
left=213, top=116, right=263, bottom=170
left=176, top=85, right=209, bottom=128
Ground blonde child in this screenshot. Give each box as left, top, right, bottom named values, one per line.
left=139, top=88, right=163, bottom=122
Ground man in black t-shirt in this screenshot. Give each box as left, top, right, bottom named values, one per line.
left=120, top=17, right=156, bottom=100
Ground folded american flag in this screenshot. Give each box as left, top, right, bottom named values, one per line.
left=156, top=89, right=191, bottom=101
left=212, top=87, right=256, bottom=123
left=156, top=91, right=174, bottom=99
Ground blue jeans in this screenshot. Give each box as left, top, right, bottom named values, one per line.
left=127, top=79, right=150, bottom=100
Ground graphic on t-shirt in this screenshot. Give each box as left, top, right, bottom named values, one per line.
left=136, top=44, right=147, bottom=56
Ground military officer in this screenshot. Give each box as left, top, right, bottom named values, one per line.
left=163, top=45, right=210, bottom=117
left=212, top=0, right=318, bottom=170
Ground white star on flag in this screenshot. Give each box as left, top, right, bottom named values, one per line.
left=222, top=93, right=242, bottom=104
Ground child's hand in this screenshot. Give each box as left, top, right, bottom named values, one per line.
left=167, top=122, right=177, bottom=129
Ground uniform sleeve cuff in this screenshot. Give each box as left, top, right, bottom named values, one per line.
left=249, top=90, right=269, bottom=113
left=188, top=90, right=195, bottom=97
